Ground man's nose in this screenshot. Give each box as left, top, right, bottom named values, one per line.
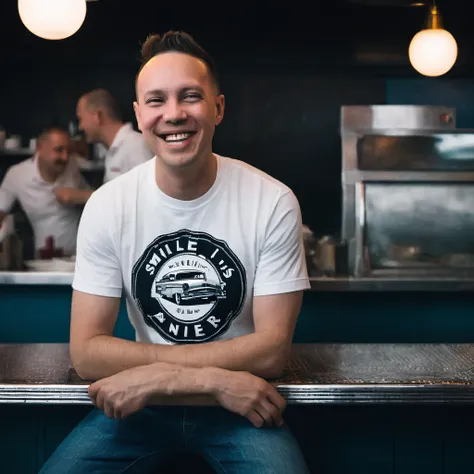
left=163, top=99, right=187, bottom=124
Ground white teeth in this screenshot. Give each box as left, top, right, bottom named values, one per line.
left=164, top=132, right=192, bottom=142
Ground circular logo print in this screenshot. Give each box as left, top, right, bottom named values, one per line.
left=132, top=229, right=246, bottom=343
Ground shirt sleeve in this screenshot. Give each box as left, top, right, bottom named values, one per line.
left=72, top=188, right=123, bottom=298
left=253, top=190, right=310, bottom=296
left=0, top=167, right=18, bottom=213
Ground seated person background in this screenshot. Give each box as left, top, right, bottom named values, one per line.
left=0, top=126, right=90, bottom=257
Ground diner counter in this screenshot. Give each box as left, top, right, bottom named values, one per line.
left=0, top=271, right=74, bottom=285
left=2, top=343, right=474, bottom=405
left=2, top=271, right=474, bottom=291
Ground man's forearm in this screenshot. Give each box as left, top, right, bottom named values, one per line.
left=146, top=364, right=220, bottom=406
left=71, top=189, right=94, bottom=204
left=72, top=335, right=161, bottom=380
left=87, top=359, right=222, bottom=409
left=155, top=332, right=288, bottom=378
left=75, top=331, right=287, bottom=381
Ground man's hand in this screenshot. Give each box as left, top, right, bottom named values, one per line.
left=54, top=187, right=79, bottom=205
left=87, top=362, right=287, bottom=429
left=88, top=364, right=157, bottom=420
left=211, top=369, right=287, bottom=428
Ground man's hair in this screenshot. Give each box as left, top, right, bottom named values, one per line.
left=37, top=125, right=69, bottom=143
left=136, top=30, right=220, bottom=93
left=81, top=89, right=123, bottom=122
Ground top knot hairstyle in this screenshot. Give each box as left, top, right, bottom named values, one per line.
left=136, top=30, right=221, bottom=93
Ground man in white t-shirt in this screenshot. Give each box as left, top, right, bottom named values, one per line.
left=40, top=31, right=310, bottom=474
left=0, top=127, right=90, bottom=257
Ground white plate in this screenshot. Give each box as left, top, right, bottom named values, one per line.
left=25, top=258, right=75, bottom=272
left=52, top=258, right=76, bottom=272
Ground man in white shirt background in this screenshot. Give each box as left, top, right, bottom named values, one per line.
left=0, top=126, right=90, bottom=257
left=54, top=89, right=154, bottom=205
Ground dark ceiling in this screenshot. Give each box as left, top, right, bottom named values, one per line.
left=4, top=0, right=473, bottom=39
left=2, top=0, right=474, bottom=71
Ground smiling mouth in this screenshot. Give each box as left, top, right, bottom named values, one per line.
left=159, top=132, right=196, bottom=143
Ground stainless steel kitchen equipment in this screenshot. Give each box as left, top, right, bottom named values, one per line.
left=341, top=105, right=474, bottom=277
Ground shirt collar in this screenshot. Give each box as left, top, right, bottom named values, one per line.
left=109, top=122, right=133, bottom=151
left=31, top=153, right=44, bottom=184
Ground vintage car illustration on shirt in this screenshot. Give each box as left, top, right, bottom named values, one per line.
left=151, top=269, right=227, bottom=305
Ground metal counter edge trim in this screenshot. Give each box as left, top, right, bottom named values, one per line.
left=2, top=383, right=474, bottom=405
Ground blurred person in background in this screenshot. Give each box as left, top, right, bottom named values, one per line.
left=0, top=126, right=90, bottom=257
left=54, top=89, right=154, bottom=205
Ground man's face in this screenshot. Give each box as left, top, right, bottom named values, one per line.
left=37, top=131, right=70, bottom=174
left=134, top=51, right=224, bottom=170
left=76, top=97, right=100, bottom=143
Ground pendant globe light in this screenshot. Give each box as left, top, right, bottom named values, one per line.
left=408, top=1, right=458, bottom=77
left=18, top=0, right=87, bottom=40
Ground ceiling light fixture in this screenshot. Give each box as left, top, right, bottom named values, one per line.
left=18, top=0, right=90, bottom=40
left=408, top=1, right=458, bottom=77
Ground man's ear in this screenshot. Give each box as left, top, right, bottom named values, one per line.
left=133, top=101, right=143, bottom=132
left=215, top=94, right=225, bottom=125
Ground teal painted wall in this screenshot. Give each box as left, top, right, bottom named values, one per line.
left=0, top=285, right=134, bottom=342
left=2, top=284, right=474, bottom=473
left=297, top=291, right=474, bottom=343
left=2, top=285, right=474, bottom=344
left=386, top=78, right=474, bottom=129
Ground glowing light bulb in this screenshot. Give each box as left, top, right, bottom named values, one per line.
left=409, top=28, right=458, bottom=77
left=18, top=0, right=87, bottom=40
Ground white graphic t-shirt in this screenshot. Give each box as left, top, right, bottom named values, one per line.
left=72, top=154, right=310, bottom=344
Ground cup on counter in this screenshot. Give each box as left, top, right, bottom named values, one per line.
left=312, top=236, right=349, bottom=276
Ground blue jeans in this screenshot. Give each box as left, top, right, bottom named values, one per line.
left=38, top=406, right=310, bottom=474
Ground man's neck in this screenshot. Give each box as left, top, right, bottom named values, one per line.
left=155, top=153, right=218, bottom=201
left=102, top=122, right=125, bottom=149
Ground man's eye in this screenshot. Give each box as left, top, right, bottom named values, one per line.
left=146, top=98, right=164, bottom=104
left=183, top=94, right=202, bottom=101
